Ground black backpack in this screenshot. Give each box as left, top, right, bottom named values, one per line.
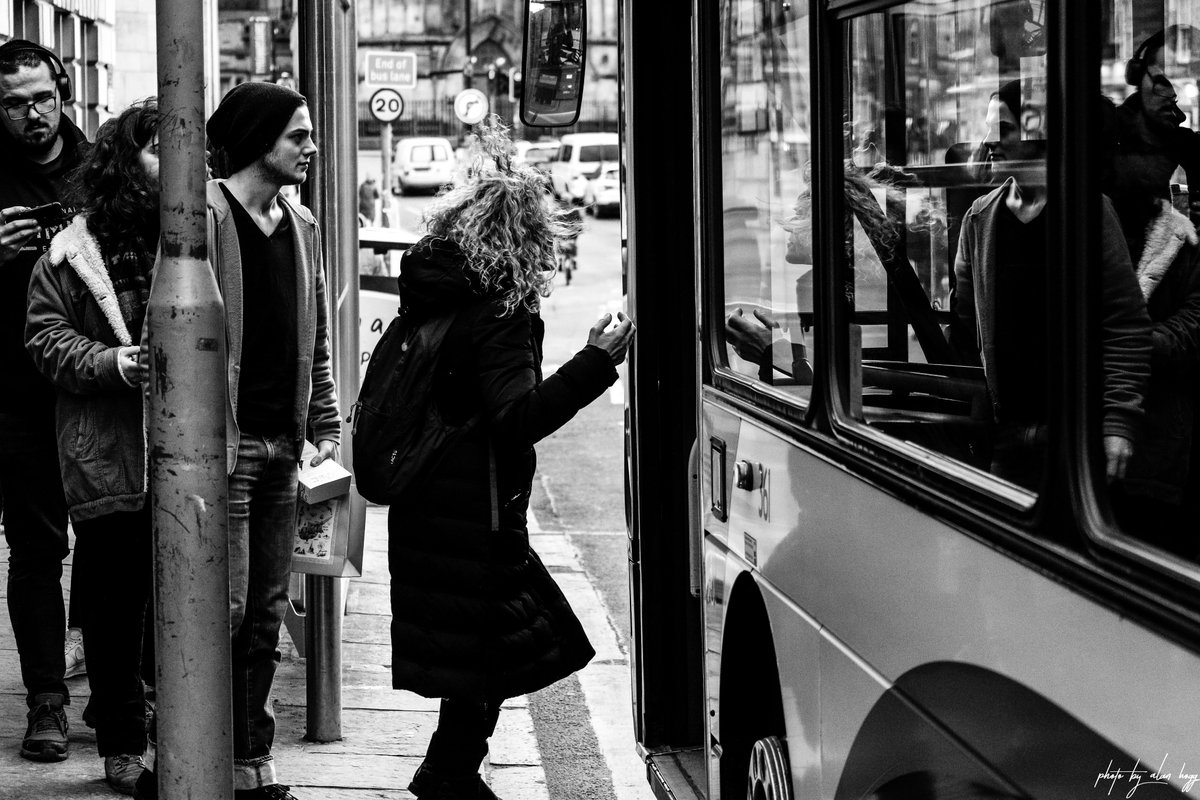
left=351, top=307, right=475, bottom=504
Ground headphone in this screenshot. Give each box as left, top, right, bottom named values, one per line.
left=1123, top=30, right=1171, bottom=87
left=0, top=39, right=72, bottom=103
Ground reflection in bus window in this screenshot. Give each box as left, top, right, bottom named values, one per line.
left=839, top=1, right=1157, bottom=500
left=718, top=0, right=814, bottom=401
left=839, top=1, right=1056, bottom=490
left=1101, top=5, right=1200, bottom=562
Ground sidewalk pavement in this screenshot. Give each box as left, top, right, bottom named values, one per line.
left=0, top=504, right=645, bottom=800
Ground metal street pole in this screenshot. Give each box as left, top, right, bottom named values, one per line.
left=464, top=0, right=473, bottom=89
left=299, top=0, right=358, bottom=743
left=150, top=0, right=233, bottom=797
left=380, top=120, right=392, bottom=214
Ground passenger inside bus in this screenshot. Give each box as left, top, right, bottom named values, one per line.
left=953, top=82, right=1151, bottom=489
left=1101, top=27, right=1200, bottom=559
left=724, top=164, right=900, bottom=387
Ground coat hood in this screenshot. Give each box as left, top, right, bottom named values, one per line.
left=48, top=215, right=133, bottom=346
left=399, top=235, right=504, bottom=316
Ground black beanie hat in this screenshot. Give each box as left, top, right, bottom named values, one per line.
left=206, top=81, right=307, bottom=175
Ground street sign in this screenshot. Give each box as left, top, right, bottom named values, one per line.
left=369, top=88, right=404, bottom=123
left=454, top=88, right=489, bottom=125
left=363, top=51, right=417, bottom=90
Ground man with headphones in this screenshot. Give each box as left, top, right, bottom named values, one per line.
left=1109, top=26, right=1200, bottom=230
left=0, top=38, right=90, bottom=764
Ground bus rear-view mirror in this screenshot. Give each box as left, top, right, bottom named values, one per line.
left=521, top=0, right=587, bottom=127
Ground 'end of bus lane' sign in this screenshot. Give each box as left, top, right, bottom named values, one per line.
left=363, top=51, right=417, bottom=90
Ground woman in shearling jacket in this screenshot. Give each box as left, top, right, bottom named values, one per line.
left=24, top=101, right=159, bottom=794
left=388, top=119, right=635, bottom=800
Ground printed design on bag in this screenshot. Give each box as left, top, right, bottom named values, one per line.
left=295, top=501, right=336, bottom=560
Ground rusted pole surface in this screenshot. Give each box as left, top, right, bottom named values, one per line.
left=149, top=0, right=233, bottom=796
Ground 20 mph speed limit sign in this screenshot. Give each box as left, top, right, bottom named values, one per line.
left=369, top=88, right=404, bottom=123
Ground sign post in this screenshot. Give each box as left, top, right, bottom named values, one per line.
left=362, top=51, right=417, bottom=221
left=454, top=87, right=489, bottom=125
left=368, top=88, right=404, bottom=201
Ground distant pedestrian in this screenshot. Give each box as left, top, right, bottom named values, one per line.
left=25, top=99, right=160, bottom=795
left=0, top=37, right=90, bottom=765
left=358, top=175, right=380, bottom=225
left=387, top=117, right=635, bottom=800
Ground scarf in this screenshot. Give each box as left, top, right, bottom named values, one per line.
left=102, top=233, right=155, bottom=338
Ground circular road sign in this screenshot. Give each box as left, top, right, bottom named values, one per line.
left=369, top=88, right=404, bottom=123
left=453, top=88, right=489, bottom=125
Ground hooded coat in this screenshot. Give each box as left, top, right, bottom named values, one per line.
left=1122, top=202, right=1200, bottom=504
left=24, top=216, right=147, bottom=521
left=387, top=236, right=616, bottom=701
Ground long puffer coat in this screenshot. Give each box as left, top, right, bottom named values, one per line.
left=387, top=236, right=616, bottom=701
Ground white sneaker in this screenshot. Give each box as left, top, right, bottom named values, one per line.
left=64, top=628, right=86, bottom=679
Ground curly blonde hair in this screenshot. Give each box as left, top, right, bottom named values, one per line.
left=422, top=116, right=579, bottom=316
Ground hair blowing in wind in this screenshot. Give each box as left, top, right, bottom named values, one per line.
left=421, top=115, right=580, bottom=316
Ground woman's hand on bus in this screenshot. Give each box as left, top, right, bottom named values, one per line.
left=1104, top=435, right=1133, bottom=482
left=588, top=311, right=636, bottom=365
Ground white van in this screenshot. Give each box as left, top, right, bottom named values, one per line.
left=548, top=132, right=619, bottom=202
left=392, top=136, right=455, bottom=195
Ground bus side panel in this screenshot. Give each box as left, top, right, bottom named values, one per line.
left=707, top=396, right=1200, bottom=791
left=702, top=540, right=823, bottom=800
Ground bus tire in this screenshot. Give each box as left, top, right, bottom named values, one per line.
left=719, top=578, right=789, bottom=800
left=747, top=736, right=791, bottom=800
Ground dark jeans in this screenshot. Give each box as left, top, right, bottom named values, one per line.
left=228, top=433, right=298, bottom=790
left=0, top=415, right=70, bottom=707
left=427, top=697, right=504, bottom=775
left=73, top=504, right=152, bottom=756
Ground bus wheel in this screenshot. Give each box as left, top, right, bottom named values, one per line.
left=747, top=736, right=791, bottom=800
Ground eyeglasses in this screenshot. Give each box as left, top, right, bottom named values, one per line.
left=2, top=95, right=57, bottom=121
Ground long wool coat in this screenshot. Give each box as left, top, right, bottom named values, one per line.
left=388, top=236, right=616, bottom=701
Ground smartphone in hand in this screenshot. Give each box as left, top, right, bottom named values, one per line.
left=6, top=202, right=65, bottom=229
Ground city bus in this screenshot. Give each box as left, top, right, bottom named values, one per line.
left=575, top=0, right=1200, bottom=797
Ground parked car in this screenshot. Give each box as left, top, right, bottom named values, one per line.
left=582, top=162, right=619, bottom=217
left=513, top=138, right=560, bottom=173
left=548, top=132, right=618, bottom=202
left=392, top=136, right=455, bottom=195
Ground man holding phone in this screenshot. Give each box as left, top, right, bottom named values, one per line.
left=0, top=38, right=89, bottom=763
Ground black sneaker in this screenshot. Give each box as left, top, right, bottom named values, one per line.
left=21, top=693, right=68, bottom=762
left=236, top=785, right=299, bottom=800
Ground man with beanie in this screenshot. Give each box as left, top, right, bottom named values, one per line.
left=0, top=38, right=88, bottom=764
left=135, top=81, right=340, bottom=800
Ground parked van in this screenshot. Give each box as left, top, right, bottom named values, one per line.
left=392, top=136, right=455, bottom=195
left=548, top=132, right=619, bottom=202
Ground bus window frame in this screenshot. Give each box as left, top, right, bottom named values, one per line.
left=702, top=0, right=818, bottom=427
left=821, top=0, right=1200, bottom=604
left=818, top=0, right=1047, bottom=518
left=698, top=0, right=1200, bottom=613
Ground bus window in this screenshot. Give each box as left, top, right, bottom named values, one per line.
left=839, top=2, right=1050, bottom=496
left=718, top=0, right=814, bottom=402
left=1100, top=2, right=1200, bottom=564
